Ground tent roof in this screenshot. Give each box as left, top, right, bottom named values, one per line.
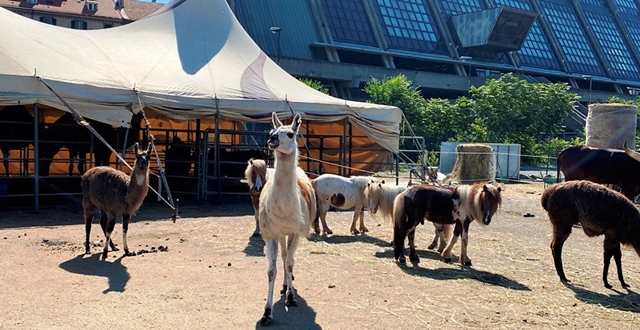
left=0, top=0, right=401, bottom=152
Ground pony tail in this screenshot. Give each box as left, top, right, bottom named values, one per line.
left=392, top=193, right=407, bottom=260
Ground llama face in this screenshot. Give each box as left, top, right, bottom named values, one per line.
left=267, top=112, right=301, bottom=155
left=133, top=142, right=152, bottom=171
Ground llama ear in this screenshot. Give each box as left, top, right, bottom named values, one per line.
left=483, top=185, right=488, bottom=192
left=498, top=187, right=502, bottom=192
left=146, top=143, right=152, bottom=154
left=248, top=159, right=254, bottom=165
left=133, top=142, right=140, bottom=154
left=292, top=113, right=302, bottom=133
left=381, top=179, right=385, bottom=184
left=271, top=112, right=283, bottom=128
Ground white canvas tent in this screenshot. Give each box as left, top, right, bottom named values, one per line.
left=0, top=0, right=402, bottom=153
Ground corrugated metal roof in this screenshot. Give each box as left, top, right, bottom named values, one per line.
left=233, top=0, right=319, bottom=60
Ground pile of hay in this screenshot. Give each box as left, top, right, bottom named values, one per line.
left=443, top=143, right=495, bottom=184
left=586, top=103, right=636, bottom=148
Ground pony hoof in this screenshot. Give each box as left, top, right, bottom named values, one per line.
left=409, top=255, right=420, bottom=263
left=604, top=283, right=613, bottom=289
left=360, top=228, right=369, bottom=233
left=352, top=229, right=360, bottom=235
left=111, top=247, right=120, bottom=252
left=252, top=232, right=261, bottom=238
left=427, top=243, right=437, bottom=250
left=622, top=283, right=630, bottom=288
left=463, top=260, right=472, bottom=266
left=280, top=285, right=287, bottom=294
left=444, top=258, right=452, bottom=263
left=397, top=256, right=406, bottom=264
left=325, top=229, right=333, bottom=235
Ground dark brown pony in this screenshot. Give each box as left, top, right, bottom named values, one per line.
left=541, top=180, right=640, bottom=288
left=393, top=182, right=502, bottom=265
left=0, top=105, right=36, bottom=176
left=40, top=113, right=141, bottom=176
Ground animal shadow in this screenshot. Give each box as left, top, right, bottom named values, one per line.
left=564, top=283, right=640, bottom=313
left=59, top=254, right=131, bottom=294
left=375, top=248, right=445, bottom=263
left=393, top=257, right=530, bottom=291
left=309, top=234, right=390, bottom=248
left=243, top=234, right=266, bottom=257
left=255, top=293, right=320, bottom=329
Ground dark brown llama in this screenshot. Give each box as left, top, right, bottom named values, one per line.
left=541, top=180, right=640, bottom=288
left=81, top=142, right=152, bottom=259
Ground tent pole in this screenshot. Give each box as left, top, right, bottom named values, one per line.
left=342, top=118, right=347, bottom=176
left=33, top=103, right=40, bottom=212
left=195, top=119, right=202, bottom=200
left=214, top=99, right=221, bottom=202
left=36, top=77, right=177, bottom=218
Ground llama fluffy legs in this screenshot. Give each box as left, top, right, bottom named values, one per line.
left=281, top=235, right=300, bottom=306
left=84, top=209, right=117, bottom=254
left=603, top=238, right=628, bottom=288
left=550, top=225, right=572, bottom=283
left=260, top=239, right=278, bottom=326
left=100, top=214, right=118, bottom=260
left=122, top=214, right=131, bottom=256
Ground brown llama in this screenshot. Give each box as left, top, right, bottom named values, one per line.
left=541, top=180, right=640, bottom=288
left=81, top=142, right=152, bottom=260
left=257, top=112, right=317, bottom=326
left=364, top=179, right=452, bottom=252
left=243, top=158, right=274, bottom=237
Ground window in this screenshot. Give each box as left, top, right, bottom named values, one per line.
left=71, top=20, right=88, bottom=30
left=26, top=0, right=37, bottom=4
left=103, top=23, right=114, bottom=29
left=86, top=2, right=98, bottom=11
left=39, top=17, right=56, bottom=25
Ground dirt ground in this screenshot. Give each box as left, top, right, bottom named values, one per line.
left=1, top=183, right=639, bottom=329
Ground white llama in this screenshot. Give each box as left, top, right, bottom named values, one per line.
left=258, top=112, right=317, bottom=326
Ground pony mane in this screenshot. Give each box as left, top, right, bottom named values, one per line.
left=244, top=158, right=268, bottom=188
left=350, top=175, right=376, bottom=190
left=365, top=179, right=407, bottom=220
left=456, top=182, right=502, bottom=225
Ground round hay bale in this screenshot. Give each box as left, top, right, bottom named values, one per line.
left=586, top=103, right=636, bottom=149
left=443, top=143, right=495, bottom=184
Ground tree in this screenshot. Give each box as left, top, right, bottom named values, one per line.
left=298, top=78, right=330, bottom=95
left=455, top=73, right=579, bottom=158
left=363, top=75, right=428, bottom=155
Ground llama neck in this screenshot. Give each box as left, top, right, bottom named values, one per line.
left=273, top=150, right=299, bottom=187
left=126, top=167, right=150, bottom=211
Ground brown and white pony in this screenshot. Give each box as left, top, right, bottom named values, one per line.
left=311, top=174, right=375, bottom=235
left=393, top=182, right=502, bottom=265
left=243, top=158, right=275, bottom=237
left=258, top=112, right=317, bottom=326
left=364, top=179, right=452, bottom=252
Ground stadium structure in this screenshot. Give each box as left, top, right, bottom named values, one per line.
left=229, top=0, right=640, bottom=134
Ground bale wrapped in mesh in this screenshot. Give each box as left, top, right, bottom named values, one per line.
left=443, top=143, right=496, bottom=184
left=586, top=103, right=636, bottom=149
